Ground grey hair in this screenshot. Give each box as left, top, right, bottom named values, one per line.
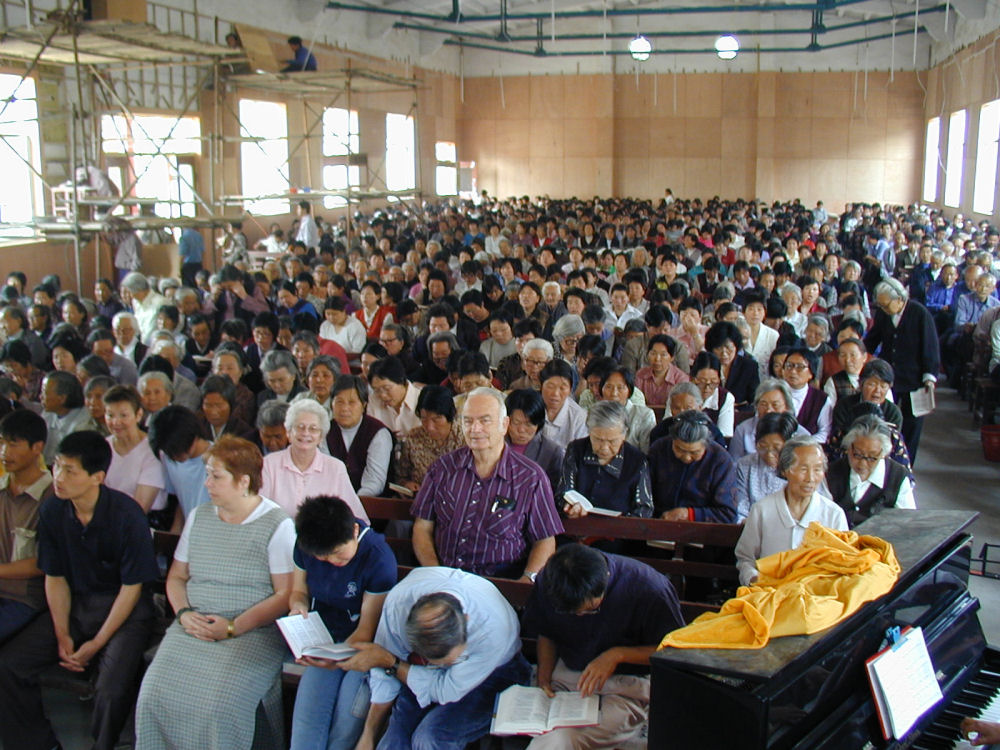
left=120, top=272, right=150, bottom=293
left=931, top=250, right=945, bottom=263
left=843, top=260, right=862, bottom=274
left=405, top=592, right=467, bottom=660
left=175, top=287, right=198, bottom=304
left=150, top=338, right=180, bottom=359
left=777, top=435, right=827, bottom=476
left=158, top=278, right=180, bottom=295
left=669, top=381, right=703, bottom=402
left=426, top=331, right=460, bottom=353
left=522, top=338, right=554, bottom=359
left=841, top=414, right=892, bottom=457
left=586, top=400, right=627, bottom=433
left=111, top=311, right=137, bottom=327
left=754, top=378, right=794, bottom=411
left=875, top=278, right=909, bottom=302
left=807, top=314, right=830, bottom=334
left=542, top=281, right=561, bottom=296
left=463, top=386, right=507, bottom=421
left=284, top=397, right=331, bottom=437
left=138, top=370, right=173, bottom=395
left=669, top=410, right=712, bottom=444
left=551, top=314, right=585, bottom=343
left=256, top=399, right=290, bottom=429
left=780, top=282, right=802, bottom=300
left=261, top=349, right=297, bottom=374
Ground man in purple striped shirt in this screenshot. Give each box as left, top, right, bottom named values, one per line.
left=411, top=387, right=564, bottom=581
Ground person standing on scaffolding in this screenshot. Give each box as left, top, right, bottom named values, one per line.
left=282, top=36, right=317, bottom=72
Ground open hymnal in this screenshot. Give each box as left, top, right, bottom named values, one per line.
left=490, top=685, right=600, bottom=736
left=866, top=627, right=943, bottom=740
left=563, top=489, right=622, bottom=517
left=276, top=613, right=358, bottom=661
left=388, top=482, right=415, bottom=498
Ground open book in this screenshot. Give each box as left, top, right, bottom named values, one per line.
left=866, top=627, right=943, bottom=740
left=388, top=482, right=415, bottom=498
left=490, top=685, right=600, bottom=736
left=563, top=489, right=622, bottom=517
left=276, top=613, right=358, bottom=661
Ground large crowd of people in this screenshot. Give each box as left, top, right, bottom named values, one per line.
left=0, top=192, right=994, bottom=748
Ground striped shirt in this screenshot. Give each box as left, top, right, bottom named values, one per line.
left=412, top=446, right=564, bottom=576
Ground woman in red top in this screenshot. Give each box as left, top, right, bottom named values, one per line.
left=355, top=280, right=393, bottom=342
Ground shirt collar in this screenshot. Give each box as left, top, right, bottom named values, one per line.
left=457, top=444, right=514, bottom=481
left=280, top=448, right=324, bottom=475
left=581, top=446, right=625, bottom=477
left=850, top=459, right=886, bottom=491
left=0, top=470, right=52, bottom=501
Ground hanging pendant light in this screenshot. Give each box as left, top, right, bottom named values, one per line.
left=715, top=35, right=739, bottom=60
left=628, top=34, right=652, bottom=61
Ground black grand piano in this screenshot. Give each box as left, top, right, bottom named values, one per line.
left=650, top=510, right=998, bottom=750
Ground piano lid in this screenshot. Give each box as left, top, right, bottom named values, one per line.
left=653, top=509, right=978, bottom=682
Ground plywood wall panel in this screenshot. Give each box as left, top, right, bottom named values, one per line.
left=649, top=117, right=685, bottom=156
left=615, top=119, right=650, bottom=158
left=683, top=74, right=723, bottom=118
left=848, top=118, right=889, bottom=160
left=721, top=118, right=755, bottom=158
left=684, top=118, right=722, bottom=158
left=810, top=118, right=850, bottom=159
left=772, top=118, right=813, bottom=159
left=530, top=76, right=565, bottom=118
left=563, top=118, right=608, bottom=158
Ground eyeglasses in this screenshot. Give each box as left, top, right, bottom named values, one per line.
left=850, top=447, right=882, bottom=463
left=783, top=362, right=810, bottom=372
left=379, top=337, right=398, bottom=345
left=524, top=358, right=549, bottom=367
left=694, top=379, right=720, bottom=389
left=292, top=423, right=322, bottom=435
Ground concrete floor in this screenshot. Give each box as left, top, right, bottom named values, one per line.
left=28, top=386, right=1000, bottom=749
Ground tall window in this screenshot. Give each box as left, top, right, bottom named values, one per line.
left=385, top=113, right=415, bottom=192
left=0, top=75, right=42, bottom=238
left=322, top=107, right=360, bottom=208
left=944, top=109, right=967, bottom=208
left=238, top=99, right=289, bottom=215
left=435, top=141, right=457, bottom=196
left=101, top=114, right=200, bottom=220
left=923, top=117, right=940, bottom=203
left=322, top=107, right=359, bottom=157
left=973, top=100, right=1000, bottom=215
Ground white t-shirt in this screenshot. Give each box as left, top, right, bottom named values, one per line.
left=174, top=497, right=296, bottom=574
left=105, top=436, right=168, bottom=511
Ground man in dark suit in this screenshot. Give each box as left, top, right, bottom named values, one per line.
left=864, top=278, right=940, bottom=464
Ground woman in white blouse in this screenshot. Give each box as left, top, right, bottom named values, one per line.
left=742, top=291, right=779, bottom=381
left=735, top=436, right=848, bottom=586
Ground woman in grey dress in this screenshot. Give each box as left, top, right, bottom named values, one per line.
left=135, top=435, right=296, bottom=749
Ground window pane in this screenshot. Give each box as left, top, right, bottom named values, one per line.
left=944, top=110, right=967, bottom=208
left=435, top=141, right=456, bottom=162
left=239, top=99, right=289, bottom=215
left=435, top=165, right=457, bottom=196
left=385, top=113, right=415, bottom=191
left=322, top=164, right=359, bottom=208
left=973, top=100, right=1000, bottom=215
left=0, top=74, right=41, bottom=237
left=322, top=107, right=359, bottom=157
left=923, top=118, right=940, bottom=203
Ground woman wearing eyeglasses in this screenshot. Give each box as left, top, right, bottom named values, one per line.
left=260, top=398, right=368, bottom=521
left=779, top=346, right=834, bottom=443
left=691, top=351, right=736, bottom=440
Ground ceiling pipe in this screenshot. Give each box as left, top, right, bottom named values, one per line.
left=324, top=0, right=925, bottom=24
left=440, top=28, right=913, bottom=57
left=392, top=6, right=943, bottom=44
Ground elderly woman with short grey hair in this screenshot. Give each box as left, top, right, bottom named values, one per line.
left=138, top=370, right=174, bottom=418
left=648, top=410, right=739, bottom=522
left=509, top=338, right=554, bottom=391
left=260, top=398, right=367, bottom=521
left=729, top=378, right=810, bottom=460
left=258, top=349, right=303, bottom=406
left=559, top=400, right=652, bottom=519
left=824, top=415, right=915, bottom=528
left=735, top=436, right=848, bottom=585
left=551, top=314, right=586, bottom=367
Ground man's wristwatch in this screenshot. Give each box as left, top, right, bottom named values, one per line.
left=385, top=656, right=401, bottom=677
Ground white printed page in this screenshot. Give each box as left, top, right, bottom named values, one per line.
left=277, top=613, right=333, bottom=659
left=493, top=686, right=551, bottom=734
left=547, top=692, right=600, bottom=730
left=870, top=628, right=943, bottom=738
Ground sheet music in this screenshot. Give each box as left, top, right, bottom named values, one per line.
left=910, top=386, right=936, bottom=418
left=868, top=627, right=943, bottom=739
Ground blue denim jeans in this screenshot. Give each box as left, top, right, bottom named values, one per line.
left=290, top=666, right=370, bottom=750
left=377, top=653, right=531, bottom=750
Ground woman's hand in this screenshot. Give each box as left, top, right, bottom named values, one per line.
left=563, top=502, right=587, bottom=519
left=181, top=611, right=230, bottom=642
left=402, top=480, right=420, bottom=493
left=288, top=604, right=309, bottom=618
left=296, top=655, right=342, bottom=670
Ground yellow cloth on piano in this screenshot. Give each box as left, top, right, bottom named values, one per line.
left=660, top=522, right=900, bottom=650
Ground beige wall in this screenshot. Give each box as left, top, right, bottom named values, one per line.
left=458, top=70, right=925, bottom=208
left=924, top=28, right=1000, bottom=220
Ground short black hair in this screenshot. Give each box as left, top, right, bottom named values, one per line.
left=0, top=408, right=46, bottom=446
left=505, top=388, right=545, bottom=429
left=406, top=592, right=467, bottom=660
left=147, top=405, right=206, bottom=460
left=415, top=384, right=456, bottom=421
left=57, top=430, right=112, bottom=475
left=201, top=374, right=236, bottom=406
left=784, top=346, right=819, bottom=377
left=539, top=358, right=574, bottom=385
left=294, top=495, right=358, bottom=557
left=368, top=356, right=407, bottom=386
left=77, top=354, right=111, bottom=378
left=252, top=312, right=280, bottom=337
left=0, top=340, right=32, bottom=367
left=860, top=357, right=895, bottom=385
left=139, top=354, right=174, bottom=381
left=705, top=320, right=744, bottom=352
left=756, top=411, right=799, bottom=442
left=541, top=543, right=610, bottom=614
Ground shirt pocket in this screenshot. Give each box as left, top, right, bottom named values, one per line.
left=483, top=509, right=519, bottom=539
left=12, top=527, right=37, bottom=561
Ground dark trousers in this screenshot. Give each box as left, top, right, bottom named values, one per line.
left=898, top=390, right=925, bottom=466
left=0, top=591, right=153, bottom=750
left=377, top=653, right=531, bottom=750
left=181, top=261, right=202, bottom=289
